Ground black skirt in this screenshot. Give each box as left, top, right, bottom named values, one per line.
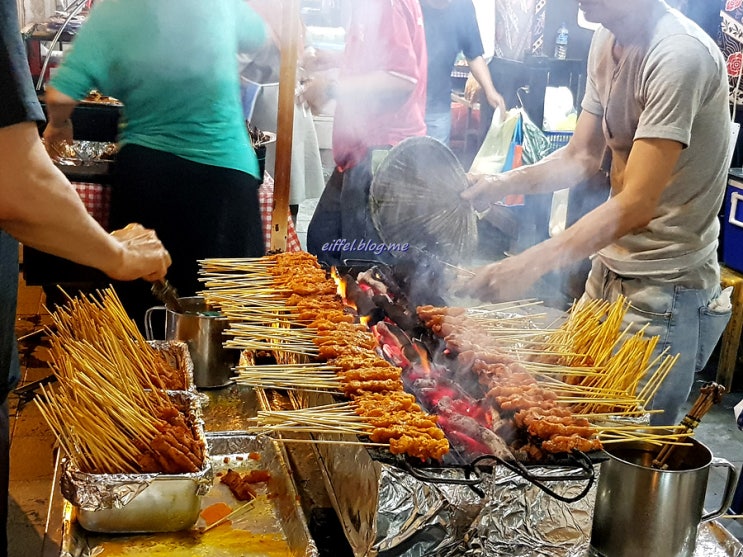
left=109, top=144, right=264, bottom=328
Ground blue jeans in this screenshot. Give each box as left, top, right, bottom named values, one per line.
left=583, top=258, right=730, bottom=425
left=425, top=111, right=452, bottom=145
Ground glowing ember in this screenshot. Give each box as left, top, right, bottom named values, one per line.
left=372, top=324, right=410, bottom=368
left=413, top=344, right=432, bottom=375
left=330, top=267, right=346, bottom=300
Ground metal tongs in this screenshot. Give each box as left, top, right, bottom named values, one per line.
left=651, top=382, right=726, bottom=469
left=151, top=279, right=183, bottom=313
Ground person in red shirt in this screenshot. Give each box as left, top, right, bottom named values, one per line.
left=301, top=0, right=427, bottom=266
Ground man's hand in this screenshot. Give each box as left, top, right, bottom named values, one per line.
left=456, top=254, right=540, bottom=302
left=464, top=74, right=480, bottom=104
left=484, top=90, right=507, bottom=122
left=108, top=223, right=171, bottom=282
left=298, top=76, right=335, bottom=113
left=462, top=173, right=511, bottom=213
left=42, top=119, right=74, bottom=160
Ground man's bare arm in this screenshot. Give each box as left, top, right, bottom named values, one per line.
left=0, top=122, right=169, bottom=281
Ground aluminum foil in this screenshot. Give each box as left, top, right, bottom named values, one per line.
left=694, top=522, right=743, bottom=557
left=148, top=339, right=196, bottom=392
left=375, top=465, right=484, bottom=556
left=453, top=465, right=597, bottom=557
left=61, top=391, right=212, bottom=513
left=52, top=140, right=117, bottom=166
left=310, top=427, right=484, bottom=557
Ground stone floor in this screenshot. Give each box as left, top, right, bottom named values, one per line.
left=7, top=198, right=743, bottom=554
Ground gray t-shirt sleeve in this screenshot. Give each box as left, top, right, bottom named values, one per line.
left=581, top=28, right=608, bottom=118
left=635, top=34, right=721, bottom=147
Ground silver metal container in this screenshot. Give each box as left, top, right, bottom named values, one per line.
left=145, top=296, right=239, bottom=389
left=75, top=470, right=210, bottom=533
left=589, top=436, right=738, bottom=557
left=62, top=392, right=213, bottom=533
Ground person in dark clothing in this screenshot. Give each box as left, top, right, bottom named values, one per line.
left=420, top=0, right=505, bottom=144
left=0, top=2, right=170, bottom=555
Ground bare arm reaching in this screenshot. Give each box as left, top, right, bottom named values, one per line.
left=0, top=121, right=170, bottom=281
left=459, top=109, right=683, bottom=300
left=466, top=55, right=505, bottom=120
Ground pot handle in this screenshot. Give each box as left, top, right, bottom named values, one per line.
left=144, top=306, right=166, bottom=341
left=701, top=457, right=739, bottom=522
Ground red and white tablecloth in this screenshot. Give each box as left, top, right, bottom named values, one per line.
left=73, top=182, right=111, bottom=229
left=73, top=175, right=301, bottom=254
left=259, top=173, right=302, bottom=253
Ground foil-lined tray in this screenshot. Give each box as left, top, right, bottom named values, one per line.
left=58, top=386, right=318, bottom=556
left=52, top=140, right=117, bottom=166
left=147, top=340, right=195, bottom=392
left=268, top=389, right=743, bottom=557
left=62, top=391, right=211, bottom=534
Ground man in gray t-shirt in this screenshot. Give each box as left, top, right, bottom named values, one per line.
left=460, top=0, right=730, bottom=425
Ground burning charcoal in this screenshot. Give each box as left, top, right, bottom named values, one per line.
left=435, top=399, right=512, bottom=460
left=341, top=274, right=384, bottom=323
left=371, top=295, right=421, bottom=331
left=373, top=322, right=424, bottom=365
left=357, top=269, right=389, bottom=297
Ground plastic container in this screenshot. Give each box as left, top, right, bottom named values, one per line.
left=544, top=130, right=573, bottom=153
left=554, top=23, right=569, bottom=60
left=723, top=178, right=743, bottom=273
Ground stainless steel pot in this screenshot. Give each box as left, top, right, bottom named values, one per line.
left=589, top=436, right=738, bottom=557
left=145, top=296, right=238, bottom=389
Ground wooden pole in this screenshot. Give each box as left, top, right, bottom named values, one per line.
left=271, top=0, right=300, bottom=252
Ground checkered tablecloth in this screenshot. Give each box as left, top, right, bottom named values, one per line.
left=259, top=173, right=302, bottom=253
left=73, top=182, right=111, bottom=229
left=72, top=178, right=299, bottom=254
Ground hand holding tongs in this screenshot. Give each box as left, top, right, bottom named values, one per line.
left=151, top=278, right=183, bottom=313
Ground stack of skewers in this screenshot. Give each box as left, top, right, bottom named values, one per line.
left=35, top=288, right=206, bottom=475
left=199, top=252, right=449, bottom=461
left=414, top=297, right=687, bottom=458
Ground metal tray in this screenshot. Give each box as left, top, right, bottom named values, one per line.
left=64, top=391, right=210, bottom=534
left=148, top=340, right=195, bottom=392
left=56, top=385, right=318, bottom=556
left=59, top=433, right=317, bottom=556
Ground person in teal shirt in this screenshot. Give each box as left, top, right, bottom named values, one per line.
left=44, top=0, right=267, bottom=328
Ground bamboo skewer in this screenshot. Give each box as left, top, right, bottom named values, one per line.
left=35, top=287, right=203, bottom=474
left=651, top=382, right=726, bottom=469
left=202, top=500, right=258, bottom=532
left=200, top=254, right=688, bottom=463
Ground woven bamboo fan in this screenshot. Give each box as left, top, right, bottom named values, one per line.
left=369, top=136, right=477, bottom=263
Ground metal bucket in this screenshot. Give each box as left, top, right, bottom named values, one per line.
left=145, top=296, right=238, bottom=389
left=589, top=436, right=738, bottom=557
